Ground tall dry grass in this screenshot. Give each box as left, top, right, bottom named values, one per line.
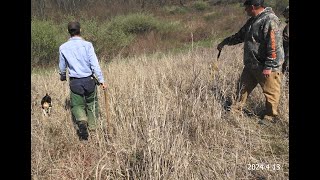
left=31, top=45, right=289, bottom=179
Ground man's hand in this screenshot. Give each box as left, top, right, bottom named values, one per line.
left=217, top=42, right=225, bottom=51
left=60, top=74, right=67, bottom=81
left=100, top=83, right=107, bottom=90
left=262, top=69, right=271, bottom=78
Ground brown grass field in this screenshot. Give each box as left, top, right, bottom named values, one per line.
left=31, top=45, right=289, bottom=179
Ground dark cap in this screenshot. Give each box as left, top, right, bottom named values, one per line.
left=68, top=21, right=80, bottom=31
left=243, top=0, right=264, bottom=6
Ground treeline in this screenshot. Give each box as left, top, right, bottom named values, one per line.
left=32, top=0, right=288, bottom=21
left=31, top=0, right=248, bottom=18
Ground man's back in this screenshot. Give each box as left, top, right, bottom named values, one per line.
left=59, top=37, right=98, bottom=79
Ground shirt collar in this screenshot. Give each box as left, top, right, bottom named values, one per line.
left=68, top=36, right=82, bottom=41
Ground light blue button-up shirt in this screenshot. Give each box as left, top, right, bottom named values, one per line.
left=59, top=37, right=104, bottom=83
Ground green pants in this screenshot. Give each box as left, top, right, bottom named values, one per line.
left=235, top=66, right=282, bottom=117
left=70, top=87, right=99, bottom=130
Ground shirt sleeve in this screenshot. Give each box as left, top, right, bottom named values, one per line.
left=283, top=23, right=289, bottom=60
left=59, top=48, right=67, bottom=76
left=223, top=19, right=250, bottom=46
left=263, top=18, right=282, bottom=70
left=88, top=43, right=105, bottom=83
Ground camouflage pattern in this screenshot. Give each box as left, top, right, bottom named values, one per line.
left=282, top=7, right=289, bottom=73
left=282, top=6, right=289, bottom=18
left=221, top=7, right=284, bottom=72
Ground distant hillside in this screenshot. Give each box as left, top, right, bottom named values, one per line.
left=31, top=0, right=288, bottom=67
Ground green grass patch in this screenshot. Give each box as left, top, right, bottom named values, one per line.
left=193, top=1, right=209, bottom=11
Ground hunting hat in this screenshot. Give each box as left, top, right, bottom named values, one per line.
left=68, top=21, right=80, bottom=32
left=243, top=0, right=264, bottom=6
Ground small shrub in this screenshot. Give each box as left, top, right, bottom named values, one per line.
left=100, top=13, right=159, bottom=58
left=157, top=21, right=183, bottom=36
left=193, top=1, right=209, bottom=11
left=31, top=18, right=64, bottom=66
left=109, top=13, right=159, bottom=34
left=100, top=23, right=135, bottom=58
left=100, top=13, right=183, bottom=58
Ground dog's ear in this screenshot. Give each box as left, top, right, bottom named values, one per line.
left=41, top=96, right=45, bottom=105
left=47, top=95, right=52, bottom=103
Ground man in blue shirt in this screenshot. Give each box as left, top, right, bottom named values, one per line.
left=59, top=21, right=107, bottom=140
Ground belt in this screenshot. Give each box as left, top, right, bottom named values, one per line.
left=69, top=76, right=92, bottom=80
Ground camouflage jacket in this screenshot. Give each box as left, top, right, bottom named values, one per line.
left=283, top=20, right=289, bottom=61
left=222, top=7, right=284, bottom=71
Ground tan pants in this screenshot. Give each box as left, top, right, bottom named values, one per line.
left=235, top=67, right=282, bottom=117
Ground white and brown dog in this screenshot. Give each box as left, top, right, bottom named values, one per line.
left=41, top=93, right=52, bottom=116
